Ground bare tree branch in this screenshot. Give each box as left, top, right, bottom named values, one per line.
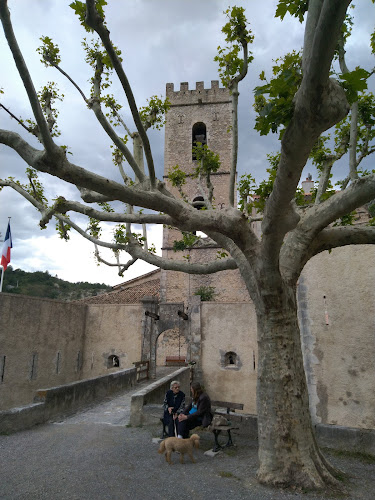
left=51, top=63, right=88, bottom=102
left=302, top=173, right=375, bottom=235
left=229, top=41, right=249, bottom=207
left=61, top=212, right=239, bottom=275
left=39, top=197, right=173, bottom=228
left=0, top=0, right=55, bottom=154
left=85, top=0, right=156, bottom=186
left=309, top=225, right=375, bottom=257
left=0, top=129, right=181, bottom=216
left=315, top=132, right=348, bottom=204
left=127, top=243, right=238, bottom=274
left=0, top=103, right=35, bottom=134
left=261, top=0, right=351, bottom=265
left=94, top=243, right=137, bottom=274
left=303, top=0, right=351, bottom=89
left=281, top=174, right=375, bottom=281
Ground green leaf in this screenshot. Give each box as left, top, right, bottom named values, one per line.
left=70, top=0, right=107, bottom=33
left=253, top=51, right=302, bottom=137
left=275, top=0, right=308, bottom=22
left=339, top=67, right=370, bottom=104
left=168, top=165, right=186, bottom=188
left=192, top=143, right=221, bottom=177
left=173, top=232, right=200, bottom=252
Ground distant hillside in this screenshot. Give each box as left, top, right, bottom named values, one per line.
left=1, top=266, right=112, bottom=301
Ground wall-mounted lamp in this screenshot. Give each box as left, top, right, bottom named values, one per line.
left=177, top=310, right=189, bottom=320
left=145, top=311, right=159, bottom=320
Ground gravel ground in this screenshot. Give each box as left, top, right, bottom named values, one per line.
left=1, top=377, right=374, bottom=500
left=1, top=417, right=374, bottom=500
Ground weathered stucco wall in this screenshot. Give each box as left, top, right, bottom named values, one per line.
left=1, top=244, right=374, bottom=432
left=81, top=304, right=143, bottom=379
left=0, top=294, right=86, bottom=411
left=299, top=245, right=375, bottom=430
left=198, top=246, right=375, bottom=430
left=200, top=302, right=258, bottom=414
left=0, top=296, right=143, bottom=411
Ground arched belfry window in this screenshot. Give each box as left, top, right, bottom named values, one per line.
left=192, top=122, right=206, bottom=160
left=192, top=195, right=206, bottom=210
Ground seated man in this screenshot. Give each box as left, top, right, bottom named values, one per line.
left=162, top=380, right=185, bottom=437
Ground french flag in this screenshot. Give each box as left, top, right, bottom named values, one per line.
left=1, top=222, right=12, bottom=271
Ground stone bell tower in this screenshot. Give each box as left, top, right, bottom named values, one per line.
left=160, top=80, right=236, bottom=303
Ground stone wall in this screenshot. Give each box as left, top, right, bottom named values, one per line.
left=165, top=81, right=232, bottom=177
left=197, top=245, right=375, bottom=431
left=161, top=80, right=239, bottom=304
left=0, top=294, right=86, bottom=411
left=1, top=245, right=374, bottom=432
left=298, top=245, right=375, bottom=430
left=200, top=302, right=258, bottom=414
left=0, top=295, right=143, bottom=411
left=82, top=303, right=143, bottom=379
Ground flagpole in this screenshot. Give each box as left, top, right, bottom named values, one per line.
left=0, top=217, right=12, bottom=293
left=0, top=265, right=4, bottom=293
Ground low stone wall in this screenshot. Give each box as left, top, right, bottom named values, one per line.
left=130, top=367, right=190, bottom=426
left=315, top=423, right=375, bottom=456
left=0, top=367, right=137, bottom=434
left=214, top=411, right=375, bottom=456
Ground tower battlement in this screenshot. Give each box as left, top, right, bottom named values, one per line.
left=166, top=81, right=231, bottom=105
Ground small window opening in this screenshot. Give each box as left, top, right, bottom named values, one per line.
left=76, top=350, right=82, bottom=373
left=56, top=351, right=61, bottom=374
left=224, top=351, right=237, bottom=367
left=0, top=356, right=6, bottom=384
left=108, top=355, right=120, bottom=368
left=30, top=353, right=38, bottom=380
left=192, top=122, right=206, bottom=160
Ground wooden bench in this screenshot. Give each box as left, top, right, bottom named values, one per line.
left=133, top=361, right=149, bottom=381
left=165, top=356, right=187, bottom=366
left=210, top=400, right=244, bottom=452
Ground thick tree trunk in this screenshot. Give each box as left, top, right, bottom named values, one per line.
left=255, top=281, right=341, bottom=489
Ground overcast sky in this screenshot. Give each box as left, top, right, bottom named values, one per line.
left=1, top=1, right=374, bottom=286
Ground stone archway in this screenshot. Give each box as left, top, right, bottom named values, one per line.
left=141, top=297, right=202, bottom=379
left=156, top=328, right=188, bottom=367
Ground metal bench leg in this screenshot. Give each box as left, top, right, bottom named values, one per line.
left=212, top=430, right=222, bottom=452
left=225, top=429, right=234, bottom=447
left=160, top=418, right=168, bottom=439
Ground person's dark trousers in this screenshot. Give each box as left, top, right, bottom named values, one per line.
left=177, top=418, right=202, bottom=438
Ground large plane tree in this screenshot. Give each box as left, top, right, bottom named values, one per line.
left=1, top=0, right=375, bottom=490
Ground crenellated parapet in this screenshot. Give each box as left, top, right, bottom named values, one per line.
left=166, top=80, right=231, bottom=106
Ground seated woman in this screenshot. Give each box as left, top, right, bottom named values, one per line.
left=162, top=380, right=185, bottom=437
left=177, top=381, right=212, bottom=438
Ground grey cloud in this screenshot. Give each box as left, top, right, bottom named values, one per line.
left=1, top=0, right=374, bottom=281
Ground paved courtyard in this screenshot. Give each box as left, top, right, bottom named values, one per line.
left=1, top=377, right=374, bottom=500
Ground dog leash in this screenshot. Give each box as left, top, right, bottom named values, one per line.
left=174, top=415, right=178, bottom=437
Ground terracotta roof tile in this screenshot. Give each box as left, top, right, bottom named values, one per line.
left=80, top=278, right=160, bottom=304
